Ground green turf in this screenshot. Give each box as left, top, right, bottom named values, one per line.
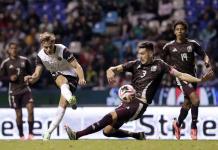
left=0, top=140, right=218, bottom=150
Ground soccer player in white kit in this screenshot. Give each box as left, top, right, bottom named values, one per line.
left=24, top=32, right=86, bottom=140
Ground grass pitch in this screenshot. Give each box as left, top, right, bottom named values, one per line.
left=0, top=140, right=217, bottom=150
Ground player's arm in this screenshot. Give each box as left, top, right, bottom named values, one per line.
left=24, top=56, right=43, bottom=84
left=24, top=65, right=43, bottom=84
left=70, top=59, right=86, bottom=85
left=0, top=61, right=7, bottom=79
left=107, top=60, right=135, bottom=84
left=106, top=65, right=123, bottom=84
left=170, top=68, right=201, bottom=83
left=193, top=41, right=210, bottom=68
left=63, top=48, right=86, bottom=85
left=0, top=61, right=12, bottom=81
left=162, top=43, right=169, bottom=61
left=170, top=67, right=213, bottom=83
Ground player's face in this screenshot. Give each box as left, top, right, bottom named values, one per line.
left=8, top=44, right=18, bottom=58
left=137, top=48, right=153, bottom=64
left=42, top=41, right=55, bottom=55
left=174, top=24, right=186, bottom=39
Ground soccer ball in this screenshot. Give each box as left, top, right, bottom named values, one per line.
left=118, top=84, right=136, bottom=103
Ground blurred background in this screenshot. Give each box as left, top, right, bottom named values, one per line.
left=0, top=0, right=218, bottom=107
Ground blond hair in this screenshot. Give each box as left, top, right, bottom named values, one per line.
left=39, top=32, right=55, bottom=43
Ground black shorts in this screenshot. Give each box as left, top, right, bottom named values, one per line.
left=9, top=91, right=33, bottom=109
left=113, top=98, right=148, bottom=129
left=51, top=72, right=79, bottom=94
left=176, top=78, right=197, bottom=96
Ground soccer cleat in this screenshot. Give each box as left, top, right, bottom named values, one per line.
left=137, top=132, right=146, bottom=140
left=191, top=128, right=197, bottom=140
left=173, top=120, right=181, bottom=140
left=69, top=96, right=77, bottom=110
left=64, top=124, right=77, bottom=140
left=43, top=131, right=51, bottom=141
left=27, top=134, right=34, bottom=140
left=71, top=104, right=77, bottom=110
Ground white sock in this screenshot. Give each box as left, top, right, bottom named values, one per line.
left=47, top=106, right=66, bottom=134
left=60, top=83, right=73, bottom=101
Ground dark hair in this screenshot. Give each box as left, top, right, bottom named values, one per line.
left=173, top=20, right=188, bottom=31
left=137, top=41, right=154, bottom=51
left=7, top=42, right=18, bottom=55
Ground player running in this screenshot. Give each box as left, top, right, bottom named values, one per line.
left=162, top=20, right=213, bottom=140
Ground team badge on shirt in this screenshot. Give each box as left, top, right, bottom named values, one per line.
left=151, top=66, right=157, bottom=72
left=187, top=45, right=192, bottom=52
left=21, top=61, right=25, bottom=67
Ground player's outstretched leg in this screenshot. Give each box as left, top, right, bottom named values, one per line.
left=65, top=113, right=113, bottom=140
left=103, top=128, right=146, bottom=140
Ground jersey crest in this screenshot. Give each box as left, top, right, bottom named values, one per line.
left=151, top=66, right=157, bottom=72
left=187, top=45, right=192, bottom=52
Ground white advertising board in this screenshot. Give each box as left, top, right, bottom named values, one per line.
left=0, top=107, right=217, bottom=140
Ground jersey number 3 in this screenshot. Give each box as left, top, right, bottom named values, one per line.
left=140, top=70, right=147, bottom=78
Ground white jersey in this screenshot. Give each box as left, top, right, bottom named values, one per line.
left=37, top=44, right=77, bottom=77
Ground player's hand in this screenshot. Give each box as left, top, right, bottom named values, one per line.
left=78, top=78, right=86, bottom=86
left=201, top=67, right=214, bottom=82
left=24, top=75, right=33, bottom=84
left=10, top=74, right=17, bottom=81
left=106, top=69, right=115, bottom=84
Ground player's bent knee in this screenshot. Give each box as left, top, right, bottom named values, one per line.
left=56, top=75, right=68, bottom=87
left=103, top=125, right=113, bottom=134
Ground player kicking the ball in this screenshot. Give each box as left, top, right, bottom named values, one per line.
left=24, top=32, right=86, bottom=140
left=64, top=41, right=213, bottom=140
